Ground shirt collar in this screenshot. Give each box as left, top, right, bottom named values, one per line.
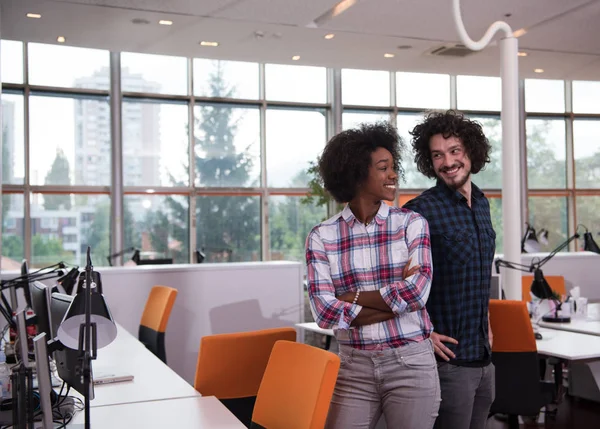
left=435, top=179, right=485, bottom=205
left=342, top=202, right=390, bottom=227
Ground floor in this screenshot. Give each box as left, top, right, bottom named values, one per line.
left=486, top=396, right=600, bottom=429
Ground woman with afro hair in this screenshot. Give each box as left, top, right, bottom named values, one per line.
left=305, top=122, right=440, bottom=429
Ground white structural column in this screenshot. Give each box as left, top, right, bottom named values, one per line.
left=452, top=0, right=521, bottom=300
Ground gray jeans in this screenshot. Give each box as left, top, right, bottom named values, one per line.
left=433, top=362, right=495, bottom=429
left=325, top=339, right=441, bottom=429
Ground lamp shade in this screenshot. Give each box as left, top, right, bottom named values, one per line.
left=522, top=225, right=541, bottom=253
left=583, top=232, right=600, bottom=254
left=57, top=291, right=117, bottom=350
left=530, top=269, right=555, bottom=300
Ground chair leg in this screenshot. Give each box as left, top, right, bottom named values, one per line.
left=507, top=414, right=519, bottom=429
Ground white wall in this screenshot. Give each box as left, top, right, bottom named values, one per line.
left=2, top=261, right=305, bottom=385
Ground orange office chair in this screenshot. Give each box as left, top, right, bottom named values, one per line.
left=195, top=328, right=297, bottom=427
left=521, top=275, right=566, bottom=301
left=489, top=300, right=554, bottom=429
left=251, top=340, right=340, bottom=429
left=138, top=285, right=178, bottom=364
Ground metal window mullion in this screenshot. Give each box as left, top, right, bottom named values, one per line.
left=23, top=41, right=32, bottom=264
left=519, top=79, right=528, bottom=228
left=450, top=75, right=457, bottom=109
left=109, top=52, right=124, bottom=265
left=565, top=81, right=577, bottom=249
left=259, top=63, right=269, bottom=261
left=188, top=57, right=196, bottom=263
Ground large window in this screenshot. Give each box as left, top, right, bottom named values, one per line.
left=1, top=40, right=23, bottom=84
left=194, top=59, right=259, bottom=100
left=396, top=72, right=450, bottom=110
left=265, top=65, right=326, bottom=103
left=266, top=108, right=327, bottom=188
left=526, top=119, right=567, bottom=189
left=194, top=105, right=260, bottom=187
left=270, top=196, right=326, bottom=261
left=525, top=79, right=565, bottom=113
left=124, top=194, right=189, bottom=264
left=469, top=116, right=502, bottom=189
left=342, top=111, right=390, bottom=130
left=4, top=38, right=600, bottom=263
left=122, top=52, right=188, bottom=95
left=122, top=100, right=188, bottom=187
left=30, top=95, right=111, bottom=186
left=457, top=75, right=501, bottom=112
left=2, top=93, right=24, bottom=185
left=342, top=69, right=390, bottom=106
left=196, top=195, right=260, bottom=262
left=28, top=43, right=109, bottom=89
left=31, top=193, right=110, bottom=267
left=528, top=196, right=568, bottom=252
left=2, top=193, right=25, bottom=268
left=573, top=81, right=600, bottom=114
left=574, top=120, right=600, bottom=188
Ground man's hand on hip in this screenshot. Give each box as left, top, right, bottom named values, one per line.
left=430, top=332, right=458, bottom=361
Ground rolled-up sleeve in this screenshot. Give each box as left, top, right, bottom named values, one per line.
left=306, top=228, right=362, bottom=330
left=379, top=212, right=432, bottom=314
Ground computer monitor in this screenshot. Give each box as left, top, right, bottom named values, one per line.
left=50, top=292, right=92, bottom=398
left=136, top=258, right=173, bottom=265
left=30, top=281, right=53, bottom=340
left=490, top=275, right=503, bottom=300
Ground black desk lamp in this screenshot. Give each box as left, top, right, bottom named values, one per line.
left=56, top=248, right=117, bottom=429
left=496, top=224, right=600, bottom=323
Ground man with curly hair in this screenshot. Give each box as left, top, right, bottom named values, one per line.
left=403, top=110, right=496, bottom=429
left=305, top=122, right=440, bottom=429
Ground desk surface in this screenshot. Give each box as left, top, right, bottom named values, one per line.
left=538, top=303, right=600, bottom=336
left=69, top=396, right=245, bottom=428
left=296, top=322, right=334, bottom=337
left=70, top=323, right=200, bottom=408
left=535, top=328, right=600, bottom=360
left=297, top=321, right=600, bottom=361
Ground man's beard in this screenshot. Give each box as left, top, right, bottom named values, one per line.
left=438, top=163, right=470, bottom=190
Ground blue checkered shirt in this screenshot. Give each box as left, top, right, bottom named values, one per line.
left=404, top=180, right=496, bottom=365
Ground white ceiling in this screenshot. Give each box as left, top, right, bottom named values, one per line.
left=2, top=0, right=600, bottom=80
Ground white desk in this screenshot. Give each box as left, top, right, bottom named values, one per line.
left=296, top=322, right=333, bottom=337
left=69, top=323, right=200, bottom=408
left=538, top=303, right=600, bottom=336
left=536, top=328, right=600, bottom=360
left=69, top=396, right=245, bottom=428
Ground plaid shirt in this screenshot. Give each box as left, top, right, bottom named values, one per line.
left=404, top=180, right=496, bottom=364
left=305, top=203, right=433, bottom=350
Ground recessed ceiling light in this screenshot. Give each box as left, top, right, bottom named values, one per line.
left=292, top=55, right=301, bottom=61
left=26, top=13, right=42, bottom=19
left=513, top=28, right=527, bottom=38
left=534, top=68, right=544, bottom=73
left=384, top=53, right=395, bottom=58
left=324, top=33, right=335, bottom=40
left=200, top=41, right=219, bottom=47
left=158, top=20, right=173, bottom=26
left=57, top=36, right=66, bottom=43
left=518, top=52, right=528, bottom=57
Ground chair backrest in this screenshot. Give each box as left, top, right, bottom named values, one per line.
left=521, top=275, right=566, bottom=301
left=251, top=340, right=340, bottom=429
left=138, top=285, right=178, bottom=363
left=194, top=327, right=297, bottom=398
left=489, top=299, right=548, bottom=416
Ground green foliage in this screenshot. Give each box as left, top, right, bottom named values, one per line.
left=44, top=149, right=72, bottom=210
left=154, top=62, right=260, bottom=263
left=31, top=235, right=70, bottom=266
left=2, top=235, right=23, bottom=259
